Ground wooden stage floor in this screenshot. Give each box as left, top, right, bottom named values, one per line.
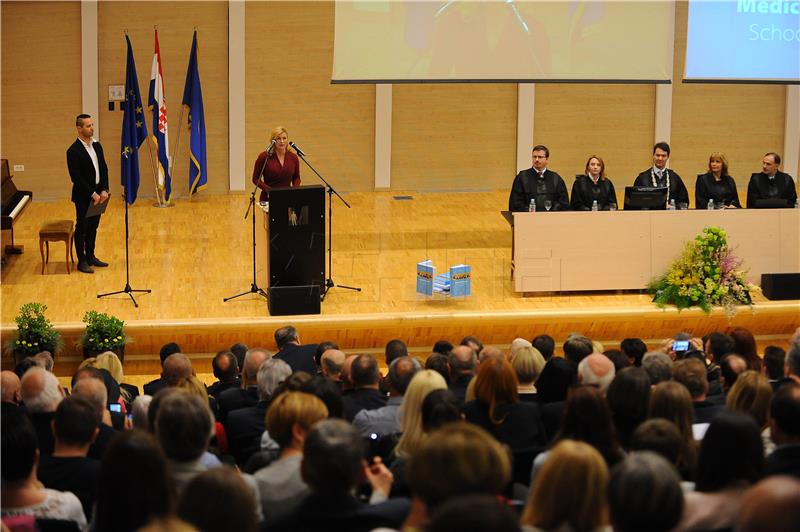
left=2, top=191, right=798, bottom=375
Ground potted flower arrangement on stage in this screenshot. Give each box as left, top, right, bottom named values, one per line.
left=648, top=226, right=757, bottom=316
left=4, top=302, right=63, bottom=365
left=79, top=310, right=129, bottom=362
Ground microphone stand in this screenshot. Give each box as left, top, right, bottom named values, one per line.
left=97, top=172, right=151, bottom=307
left=223, top=147, right=270, bottom=303
left=292, top=146, right=361, bottom=300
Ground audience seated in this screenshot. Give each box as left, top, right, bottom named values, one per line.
left=620, top=337, right=647, bottom=367
left=606, top=367, right=651, bottom=450
left=131, top=394, right=153, bottom=430
left=642, top=351, right=673, bottom=385
left=20, top=366, right=63, bottom=455
left=1, top=408, right=86, bottom=530
left=178, top=467, right=257, bottom=532
left=421, top=390, right=462, bottom=432
left=71, top=375, right=118, bottom=461
left=354, top=356, right=419, bottom=437
left=672, top=358, right=725, bottom=433
left=230, top=342, right=249, bottom=375
left=36, top=396, right=101, bottom=520
left=763, top=345, right=786, bottom=390
left=1, top=370, right=22, bottom=407
left=424, top=353, right=451, bottom=385
left=603, top=349, right=630, bottom=373
left=218, top=348, right=271, bottom=421
left=630, top=419, right=686, bottom=482
left=394, top=370, right=449, bottom=460
left=313, top=340, right=339, bottom=374
left=765, top=383, right=800, bottom=478
left=677, top=411, right=764, bottom=531
left=225, top=358, right=292, bottom=467
left=577, top=353, right=615, bottom=392
left=459, top=335, right=484, bottom=356
left=563, top=334, right=593, bottom=365
left=728, top=326, right=762, bottom=372
left=207, top=350, right=241, bottom=399
left=384, top=339, right=409, bottom=366
left=607, top=452, right=683, bottom=532
left=92, top=351, right=138, bottom=405
left=143, top=342, right=182, bottom=396
left=427, top=494, right=520, bottom=532
left=447, top=345, right=477, bottom=405
left=432, top=340, right=454, bottom=356
left=319, top=348, right=346, bottom=384
left=273, top=326, right=318, bottom=375
left=342, top=354, right=387, bottom=422
left=510, top=346, right=546, bottom=403
left=535, top=357, right=577, bottom=404
left=726, top=370, right=774, bottom=454
left=648, top=381, right=699, bottom=479
left=737, top=475, right=800, bottom=532
left=720, top=353, right=748, bottom=394
left=521, top=440, right=609, bottom=532
left=531, top=334, right=555, bottom=361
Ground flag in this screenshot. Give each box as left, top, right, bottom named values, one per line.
left=182, top=30, right=207, bottom=196
left=148, top=29, right=171, bottom=203
left=121, top=34, right=148, bottom=205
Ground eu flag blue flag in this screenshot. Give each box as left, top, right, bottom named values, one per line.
left=121, top=35, right=148, bottom=205
left=182, top=31, right=207, bottom=196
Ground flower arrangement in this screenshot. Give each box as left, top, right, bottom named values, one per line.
left=648, top=226, right=757, bottom=315
left=79, top=310, right=127, bottom=354
left=4, top=302, right=63, bottom=358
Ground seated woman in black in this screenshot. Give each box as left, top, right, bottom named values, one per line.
left=695, top=152, right=741, bottom=209
left=570, top=155, right=617, bottom=211
left=462, top=357, right=546, bottom=452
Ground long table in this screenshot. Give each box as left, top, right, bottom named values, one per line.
left=512, top=209, right=800, bottom=293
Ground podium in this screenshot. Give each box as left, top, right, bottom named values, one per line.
left=256, top=184, right=325, bottom=314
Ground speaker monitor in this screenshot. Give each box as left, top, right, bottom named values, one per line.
left=761, top=273, right=800, bottom=301
left=268, top=285, right=321, bottom=316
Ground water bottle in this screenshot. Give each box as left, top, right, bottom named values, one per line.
left=668, top=199, right=676, bottom=210
left=591, top=200, right=598, bottom=212
left=529, top=198, right=536, bottom=212
left=707, top=199, right=714, bottom=210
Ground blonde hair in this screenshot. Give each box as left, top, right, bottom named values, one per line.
left=708, top=152, right=730, bottom=176
left=267, top=391, right=328, bottom=448
left=269, top=126, right=288, bottom=146
left=726, top=370, right=773, bottom=429
left=521, top=440, right=609, bottom=530
left=511, top=346, right=546, bottom=384
left=79, top=352, right=131, bottom=403
left=176, top=376, right=209, bottom=404
left=394, top=370, right=447, bottom=457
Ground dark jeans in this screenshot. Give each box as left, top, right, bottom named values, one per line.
left=74, top=202, right=101, bottom=263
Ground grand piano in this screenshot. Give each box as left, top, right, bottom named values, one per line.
left=1, top=158, right=32, bottom=255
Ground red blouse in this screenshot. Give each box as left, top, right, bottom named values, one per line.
left=251, top=150, right=301, bottom=202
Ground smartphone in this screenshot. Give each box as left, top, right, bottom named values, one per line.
left=109, top=403, right=122, bottom=413
left=672, top=340, right=690, bottom=352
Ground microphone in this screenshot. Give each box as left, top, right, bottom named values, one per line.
left=266, top=138, right=277, bottom=155
left=289, top=141, right=306, bottom=157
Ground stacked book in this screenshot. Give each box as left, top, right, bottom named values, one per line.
left=416, top=261, right=471, bottom=297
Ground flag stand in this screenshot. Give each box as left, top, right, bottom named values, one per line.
left=97, top=186, right=151, bottom=307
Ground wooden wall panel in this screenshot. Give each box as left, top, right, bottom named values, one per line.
left=245, top=1, right=374, bottom=192
left=391, top=84, right=517, bottom=191
left=0, top=2, right=82, bottom=201
left=670, top=1, right=785, bottom=208
left=97, top=1, right=230, bottom=199
left=534, top=84, right=655, bottom=192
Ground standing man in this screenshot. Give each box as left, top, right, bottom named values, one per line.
left=634, top=142, right=689, bottom=208
left=746, top=152, right=797, bottom=208
left=508, top=145, right=569, bottom=212
left=66, top=114, right=109, bottom=274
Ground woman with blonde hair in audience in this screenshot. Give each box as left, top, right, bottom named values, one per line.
left=93, top=351, right=138, bottom=402
left=253, top=391, right=328, bottom=521
left=726, top=370, right=774, bottom=454
left=511, top=346, right=546, bottom=403
left=522, top=439, right=611, bottom=532
left=394, top=370, right=448, bottom=458
left=462, top=356, right=546, bottom=452
left=648, top=381, right=698, bottom=479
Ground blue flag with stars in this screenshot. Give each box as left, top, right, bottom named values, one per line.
left=121, top=34, right=148, bottom=205
left=181, top=31, right=207, bottom=196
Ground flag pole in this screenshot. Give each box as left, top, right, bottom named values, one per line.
left=169, top=104, right=187, bottom=201
left=145, top=130, right=164, bottom=206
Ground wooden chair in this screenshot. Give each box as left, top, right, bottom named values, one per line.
left=39, top=220, right=74, bottom=274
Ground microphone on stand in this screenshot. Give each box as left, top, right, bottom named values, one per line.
left=266, top=138, right=277, bottom=156
left=289, top=141, right=306, bottom=157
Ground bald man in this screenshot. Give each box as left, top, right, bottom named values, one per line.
left=72, top=377, right=115, bottom=460
left=320, top=349, right=346, bottom=382
left=218, top=348, right=271, bottom=421
left=578, top=353, right=616, bottom=392
left=449, top=345, right=478, bottom=405
left=1, top=370, right=22, bottom=406
left=737, top=476, right=800, bottom=531
left=341, top=354, right=359, bottom=394
left=20, top=367, right=64, bottom=455
left=162, top=353, right=194, bottom=387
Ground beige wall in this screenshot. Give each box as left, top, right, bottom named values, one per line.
left=1, top=2, right=82, bottom=200
left=1, top=1, right=792, bottom=201
left=97, top=1, right=229, bottom=199
left=245, top=1, right=374, bottom=192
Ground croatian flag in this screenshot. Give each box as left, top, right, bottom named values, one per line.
left=148, top=29, right=171, bottom=203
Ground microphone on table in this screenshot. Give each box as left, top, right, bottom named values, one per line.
left=266, top=138, right=277, bottom=156
left=289, top=141, right=306, bottom=157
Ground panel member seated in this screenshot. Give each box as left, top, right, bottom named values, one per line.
left=570, top=155, right=617, bottom=211
left=633, top=142, right=689, bottom=208
left=508, top=145, right=569, bottom=212
left=695, top=152, right=741, bottom=209
left=746, top=152, right=797, bottom=208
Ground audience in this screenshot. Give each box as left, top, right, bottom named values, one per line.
left=274, top=325, right=318, bottom=375
left=726, top=370, right=774, bottom=453
left=563, top=334, right=593, bottom=365
left=143, top=341, right=182, bottom=395
left=230, top=342, right=249, bottom=375
left=354, top=356, right=419, bottom=437
left=394, top=370, right=449, bottom=459
left=642, top=351, right=673, bottom=385
left=605, top=367, right=651, bottom=450
left=427, top=494, right=520, bottom=532
left=531, top=334, right=555, bottom=361
left=218, top=347, right=271, bottom=420
left=459, top=335, right=484, bottom=357
left=319, top=348, right=346, bottom=382
left=630, top=419, right=685, bottom=476
left=447, top=345, right=477, bottom=404
left=765, top=383, right=800, bottom=478
left=728, top=326, right=762, bottom=372
left=20, top=366, right=63, bottom=454
left=71, top=375, right=116, bottom=460
left=763, top=345, right=786, bottom=390
left=620, top=337, right=648, bottom=367
left=648, top=381, right=699, bottom=478
left=207, top=350, right=240, bottom=399
left=313, top=340, right=339, bottom=374
left=510, top=346, right=546, bottom=402
left=737, top=475, right=800, bottom=532
left=342, top=354, right=387, bottom=422
left=672, top=357, right=724, bottom=431
left=432, top=340, right=454, bottom=356
left=577, top=352, right=615, bottom=392
left=424, top=353, right=451, bottom=384
left=603, top=349, right=630, bottom=373
left=385, top=339, right=409, bottom=366
left=1, top=370, right=22, bottom=407
left=178, top=467, right=257, bottom=532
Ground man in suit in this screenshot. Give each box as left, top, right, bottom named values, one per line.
left=633, top=141, right=689, bottom=208
left=764, top=381, right=800, bottom=479
left=746, top=152, right=797, bottom=208
left=508, top=144, right=569, bottom=212
left=66, top=114, right=110, bottom=274
left=274, top=326, right=318, bottom=375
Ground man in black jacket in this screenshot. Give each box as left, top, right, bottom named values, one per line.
left=633, top=141, right=689, bottom=208
left=508, top=145, right=569, bottom=212
left=66, top=114, right=110, bottom=274
left=746, top=152, right=797, bottom=208
left=274, top=326, right=318, bottom=375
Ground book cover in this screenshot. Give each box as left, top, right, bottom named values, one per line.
left=433, top=272, right=451, bottom=294
left=416, top=260, right=435, bottom=296
left=450, top=264, right=471, bottom=297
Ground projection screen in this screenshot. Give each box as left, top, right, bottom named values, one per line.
left=332, top=0, right=675, bottom=83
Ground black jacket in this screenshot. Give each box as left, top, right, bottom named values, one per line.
left=66, top=138, right=109, bottom=208
left=509, top=168, right=570, bottom=212
left=634, top=168, right=689, bottom=206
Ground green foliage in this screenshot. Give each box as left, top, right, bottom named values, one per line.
left=5, top=302, right=62, bottom=356
left=80, top=310, right=127, bottom=351
left=648, top=226, right=757, bottom=316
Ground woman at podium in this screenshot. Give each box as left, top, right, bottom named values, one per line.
left=252, top=126, right=301, bottom=203
left=570, top=155, right=618, bottom=211
left=695, top=152, right=741, bottom=209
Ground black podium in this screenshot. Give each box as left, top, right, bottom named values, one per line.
left=266, top=184, right=325, bottom=315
